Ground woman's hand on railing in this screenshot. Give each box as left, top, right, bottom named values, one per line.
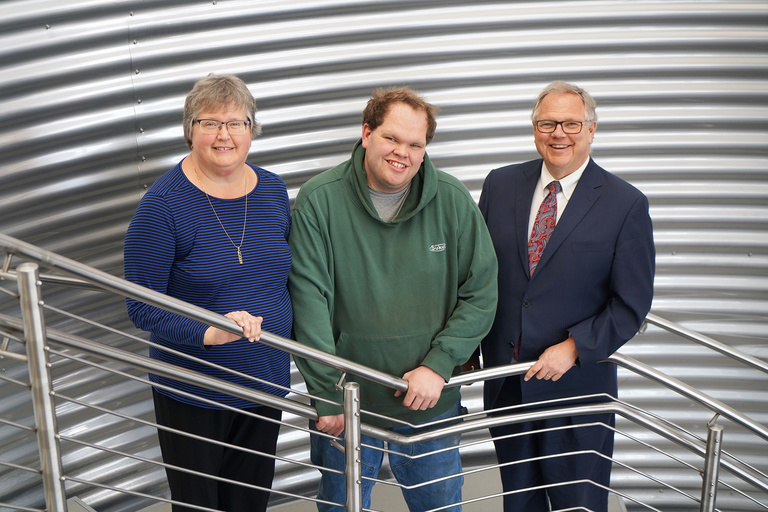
left=395, top=366, right=445, bottom=411
left=203, top=311, right=263, bottom=345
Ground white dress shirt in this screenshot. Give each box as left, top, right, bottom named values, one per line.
left=527, top=159, right=589, bottom=240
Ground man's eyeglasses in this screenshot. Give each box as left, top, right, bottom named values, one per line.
left=195, top=119, right=251, bottom=135
left=534, top=120, right=587, bottom=134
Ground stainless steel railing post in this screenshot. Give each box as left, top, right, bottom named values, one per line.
left=344, top=382, right=362, bottom=512
left=17, top=262, right=67, bottom=511
left=700, top=422, right=724, bottom=512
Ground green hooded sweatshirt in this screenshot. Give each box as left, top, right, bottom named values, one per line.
left=289, top=140, right=498, bottom=427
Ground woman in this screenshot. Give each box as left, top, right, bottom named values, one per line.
left=124, top=74, right=292, bottom=511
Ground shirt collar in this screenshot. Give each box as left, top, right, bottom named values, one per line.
left=540, top=157, right=590, bottom=201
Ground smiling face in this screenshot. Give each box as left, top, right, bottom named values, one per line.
left=533, top=92, right=596, bottom=180
left=190, top=108, right=252, bottom=176
left=361, top=102, right=428, bottom=194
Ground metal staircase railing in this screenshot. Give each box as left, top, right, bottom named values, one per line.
left=0, top=232, right=766, bottom=512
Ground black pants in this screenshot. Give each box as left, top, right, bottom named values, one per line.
left=153, top=389, right=282, bottom=512
left=489, top=377, right=614, bottom=512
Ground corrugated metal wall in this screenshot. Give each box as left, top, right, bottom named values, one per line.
left=1, top=1, right=766, bottom=511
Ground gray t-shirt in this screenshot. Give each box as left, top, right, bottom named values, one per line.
left=368, top=183, right=411, bottom=222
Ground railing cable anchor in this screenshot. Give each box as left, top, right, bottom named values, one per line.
left=335, top=372, right=348, bottom=391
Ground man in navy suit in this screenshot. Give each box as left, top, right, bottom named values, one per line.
left=479, top=81, right=655, bottom=511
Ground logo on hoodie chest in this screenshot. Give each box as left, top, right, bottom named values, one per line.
left=429, top=243, right=446, bottom=252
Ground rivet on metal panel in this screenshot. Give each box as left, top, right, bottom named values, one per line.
left=137, top=99, right=142, bottom=103
left=133, top=40, right=138, bottom=45
left=141, top=156, right=146, bottom=161
left=129, top=11, right=134, bottom=16
left=135, top=69, right=140, bottom=74
left=45, top=24, right=51, bottom=30
left=139, top=128, right=144, bottom=133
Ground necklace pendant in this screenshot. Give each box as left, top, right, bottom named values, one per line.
left=237, top=248, right=243, bottom=265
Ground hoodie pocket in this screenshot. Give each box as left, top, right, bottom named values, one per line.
left=335, top=328, right=438, bottom=378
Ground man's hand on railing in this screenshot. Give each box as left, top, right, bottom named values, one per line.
left=316, top=414, right=345, bottom=437
left=395, top=365, right=445, bottom=411
left=204, top=311, right=263, bottom=345
left=524, top=336, right=578, bottom=382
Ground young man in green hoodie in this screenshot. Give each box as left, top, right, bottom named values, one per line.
left=289, top=87, right=498, bottom=511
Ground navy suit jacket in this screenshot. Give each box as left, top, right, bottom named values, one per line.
left=479, top=158, right=655, bottom=409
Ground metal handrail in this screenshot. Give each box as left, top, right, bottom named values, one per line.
left=0, top=312, right=317, bottom=423
left=644, top=313, right=768, bottom=374
left=0, top=232, right=408, bottom=395
left=445, top=312, right=768, bottom=388
left=445, top=355, right=768, bottom=445
left=3, top=230, right=765, bottom=402
left=2, top=312, right=766, bottom=498
left=608, top=352, right=768, bottom=443
left=2, top=231, right=767, bottom=511
left=2, top=230, right=766, bottom=444
left=366, top=402, right=768, bottom=494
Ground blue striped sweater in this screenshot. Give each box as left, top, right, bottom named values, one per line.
left=124, top=160, right=292, bottom=409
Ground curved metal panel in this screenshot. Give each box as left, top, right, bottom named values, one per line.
left=0, top=1, right=766, bottom=510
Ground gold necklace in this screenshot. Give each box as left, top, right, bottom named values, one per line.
left=193, top=164, right=247, bottom=264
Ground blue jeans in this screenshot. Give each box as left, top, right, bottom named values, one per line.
left=311, top=402, right=464, bottom=511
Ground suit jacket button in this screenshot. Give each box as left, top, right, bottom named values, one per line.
left=523, top=301, right=530, bottom=307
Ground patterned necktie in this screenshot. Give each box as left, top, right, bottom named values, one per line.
left=528, top=180, right=561, bottom=276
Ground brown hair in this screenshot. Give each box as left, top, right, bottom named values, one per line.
left=362, top=87, right=439, bottom=144
left=182, top=73, right=262, bottom=149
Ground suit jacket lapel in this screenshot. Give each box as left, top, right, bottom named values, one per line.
left=533, top=159, right=603, bottom=275
left=517, top=162, right=541, bottom=276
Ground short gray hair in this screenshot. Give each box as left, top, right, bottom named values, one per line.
left=183, top=73, right=262, bottom=149
left=531, top=81, right=597, bottom=123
